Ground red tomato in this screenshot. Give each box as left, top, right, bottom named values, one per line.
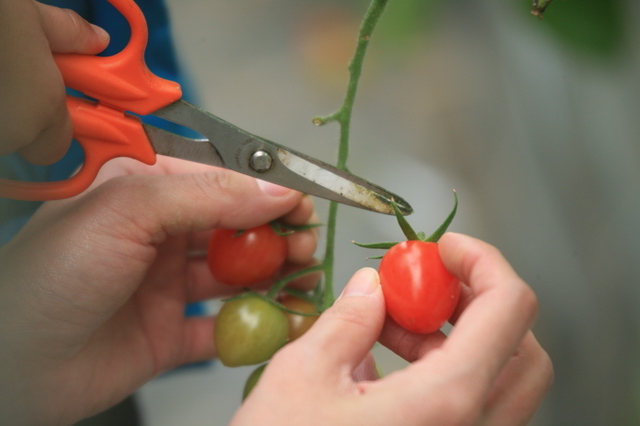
left=378, top=241, right=460, bottom=334
left=207, top=224, right=287, bottom=286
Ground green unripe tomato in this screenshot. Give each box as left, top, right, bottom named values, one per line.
left=242, top=363, right=267, bottom=401
left=214, top=296, right=289, bottom=367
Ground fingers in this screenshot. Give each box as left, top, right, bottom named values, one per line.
left=174, top=316, right=217, bottom=367
left=351, top=352, right=380, bottom=382
left=15, top=100, right=72, bottom=165
left=280, top=268, right=384, bottom=375
left=0, top=0, right=70, bottom=163
left=436, top=232, right=539, bottom=384
left=378, top=315, right=447, bottom=363
left=88, top=168, right=304, bottom=244
left=369, top=233, right=544, bottom=424
left=36, top=2, right=110, bottom=54
left=481, top=332, right=554, bottom=425
left=284, top=198, right=319, bottom=265
left=183, top=194, right=318, bottom=256
left=2, top=2, right=109, bottom=164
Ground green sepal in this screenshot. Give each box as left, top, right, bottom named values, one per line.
left=392, top=201, right=420, bottom=241
left=269, top=220, right=324, bottom=237
left=425, top=190, right=458, bottom=242
left=366, top=255, right=384, bottom=260
left=242, top=364, right=267, bottom=401
left=352, top=241, right=399, bottom=250
left=282, top=287, right=316, bottom=303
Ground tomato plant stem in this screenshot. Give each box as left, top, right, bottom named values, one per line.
left=265, top=263, right=325, bottom=300
left=321, top=201, right=338, bottom=310
left=314, top=0, right=389, bottom=310
left=270, top=0, right=388, bottom=311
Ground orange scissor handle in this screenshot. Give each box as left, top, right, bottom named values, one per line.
left=0, top=0, right=182, bottom=201
left=54, top=0, right=182, bottom=115
left=0, top=97, right=157, bottom=201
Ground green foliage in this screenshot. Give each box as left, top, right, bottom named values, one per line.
left=376, top=0, right=441, bottom=49
left=528, top=0, right=626, bottom=57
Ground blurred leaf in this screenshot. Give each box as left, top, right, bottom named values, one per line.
left=528, top=0, right=625, bottom=57
left=376, top=0, right=441, bottom=49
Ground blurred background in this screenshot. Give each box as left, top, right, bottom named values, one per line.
left=84, top=0, right=640, bottom=424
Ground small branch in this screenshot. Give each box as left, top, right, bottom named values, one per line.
left=531, top=0, right=555, bottom=19
left=266, top=264, right=325, bottom=299
left=338, top=0, right=388, bottom=170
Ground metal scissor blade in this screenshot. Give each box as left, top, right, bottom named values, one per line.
left=272, top=145, right=413, bottom=215
left=144, top=125, right=225, bottom=168
left=152, top=100, right=413, bottom=215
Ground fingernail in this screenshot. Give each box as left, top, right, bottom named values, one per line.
left=339, top=268, right=380, bottom=298
left=257, top=179, right=292, bottom=197
left=91, top=24, right=110, bottom=43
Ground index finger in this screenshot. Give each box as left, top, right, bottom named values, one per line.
left=436, top=232, right=539, bottom=385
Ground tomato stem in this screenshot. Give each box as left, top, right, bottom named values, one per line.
left=265, top=264, right=325, bottom=300
left=392, top=201, right=421, bottom=241
left=313, top=0, right=390, bottom=310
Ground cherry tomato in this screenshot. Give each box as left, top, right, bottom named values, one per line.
left=214, top=296, right=289, bottom=367
left=279, top=295, right=319, bottom=341
left=378, top=241, right=460, bottom=334
left=207, top=224, right=287, bottom=286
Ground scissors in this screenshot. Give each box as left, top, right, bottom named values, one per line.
left=0, top=0, right=412, bottom=216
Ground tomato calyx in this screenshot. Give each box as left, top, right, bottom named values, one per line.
left=225, top=221, right=323, bottom=239
left=353, top=190, right=458, bottom=257
left=269, top=220, right=324, bottom=237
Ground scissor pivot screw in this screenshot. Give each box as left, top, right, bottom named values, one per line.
left=250, top=150, right=273, bottom=173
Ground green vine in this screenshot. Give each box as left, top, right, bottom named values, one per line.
left=258, top=0, right=389, bottom=313
left=313, top=0, right=390, bottom=310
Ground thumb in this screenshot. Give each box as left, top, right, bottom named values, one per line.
left=36, top=3, right=110, bottom=54
left=291, top=268, right=385, bottom=374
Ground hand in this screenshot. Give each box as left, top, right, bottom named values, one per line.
left=0, top=157, right=318, bottom=425
left=234, top=233, right=553, bottom=425
left=0, top=0, right=109, bottom=164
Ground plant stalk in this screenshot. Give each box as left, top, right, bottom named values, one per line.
left=317, top=0, right=389, bottom=310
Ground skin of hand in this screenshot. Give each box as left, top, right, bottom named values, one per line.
left=0, top=0, right=109, bottom=164
left=233, top=233, right=553, bottom=426
left=0, top=157, right=318, bottom=425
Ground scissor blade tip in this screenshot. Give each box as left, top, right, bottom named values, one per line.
left=394, top=200, right=414, bottom=216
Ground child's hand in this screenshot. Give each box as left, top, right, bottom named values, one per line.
left=234, top=233, right=553, bottom=425
left=0, top=0, right=109, bottom=164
